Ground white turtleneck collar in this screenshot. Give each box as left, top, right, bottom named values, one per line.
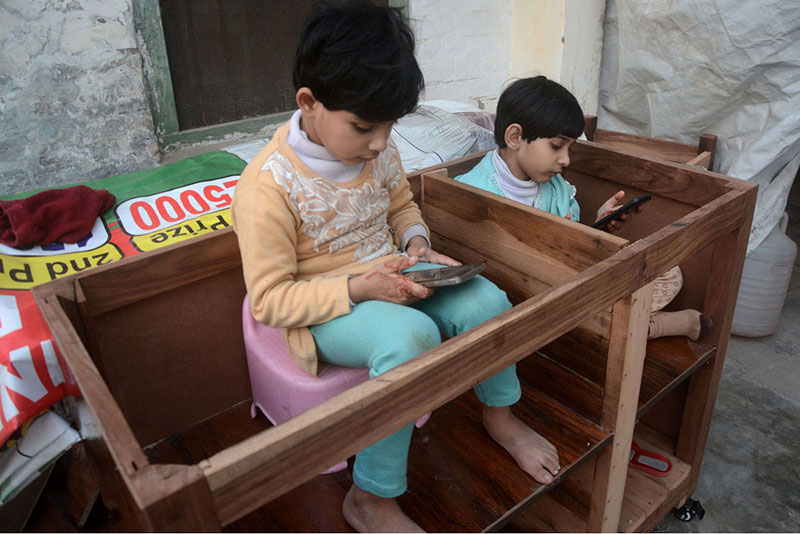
left=287, top=109, right=365, bottom=182
left=492, top=149, right=539, bottom=207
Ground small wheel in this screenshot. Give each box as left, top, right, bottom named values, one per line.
left=673, top=498, right=704, bottom=522
left=674, top=506, right=693, bottom=522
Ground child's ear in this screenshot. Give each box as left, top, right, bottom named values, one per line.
left=504, top=123, right=524, bottom=150
left=296, top=87, right=318, bottom=115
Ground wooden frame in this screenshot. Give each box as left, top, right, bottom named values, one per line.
left=33, top=140, right=755, bottom=532
left=583, top=115, right=717, bottom=171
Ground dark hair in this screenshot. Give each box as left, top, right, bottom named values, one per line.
left=293, top=1, right=424, bottom=122
left=494, top=76, right=584, bottom=148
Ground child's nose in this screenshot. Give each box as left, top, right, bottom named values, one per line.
left=558, top=151, right=570, bottom=167
left=369, top=135, right=387, bottom=152
left=368, top=125, right=392, bottom=152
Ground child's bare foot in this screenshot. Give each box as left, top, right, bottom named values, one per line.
left=343, top=484, right=425, bottom=533
left=482, top=405, right=560, bottom=484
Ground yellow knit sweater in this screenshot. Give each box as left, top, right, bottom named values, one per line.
left=232, top=121, right=428, bottom=375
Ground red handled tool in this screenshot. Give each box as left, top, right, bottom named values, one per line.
left=629, top=440, right=672, bottom=476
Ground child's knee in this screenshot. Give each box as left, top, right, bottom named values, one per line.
left=468, top=277, right=512, bottom=321
left=370, top=317, right=440, bottom=376
left=483, top=280, right=513, bottom=316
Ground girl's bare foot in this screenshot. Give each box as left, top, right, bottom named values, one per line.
left=482, top=405, right=560, bottom=484
left=343, top=484, right=425, bottom=533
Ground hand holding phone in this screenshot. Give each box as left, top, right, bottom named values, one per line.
left=591, top=194, right=651, bottom=231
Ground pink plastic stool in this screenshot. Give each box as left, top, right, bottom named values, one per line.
left=242, top=296, right=430, bottom=473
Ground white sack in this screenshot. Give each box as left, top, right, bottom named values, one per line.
left=598, top=0, right=800, bottom=253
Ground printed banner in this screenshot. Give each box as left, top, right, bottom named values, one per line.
left=0, top=151, right=246, bottom=446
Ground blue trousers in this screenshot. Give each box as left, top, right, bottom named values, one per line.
left=310, top=263, right=519, bottom=497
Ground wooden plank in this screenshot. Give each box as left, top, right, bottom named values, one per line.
left=677, top=182, right=756, bottom=493
left=517, top=351, right=604, bottom=425
left=568, top=141, right=734, bottom=206
left=583, top=115, right=598, bottom=142
left=429, top=230, right=554, bottom=302
left=503, top=489, right=587, bottom=533
left=408, top=149, right=487, bottom=181
left=592, top=128, right=701, bottom=166
left=88, top=268, right=250, bottom=446
left=409, top=389, right=609, bottom=532
left=74, top=227, right=242, bottom=316
left=684, top=151, right=711, bottom=169
left=32, top=282, right=149, bottom=476
left=538, top=315, right=611, bottom=387
left=638, top=339, right=716, bottom=419
left=587, top=284, right=652, bottom=532
left=424, top=172, right=626, bottom=276
left=143, top=385, right=609, bottom=532
left=698, top=134, right=718, bottom=171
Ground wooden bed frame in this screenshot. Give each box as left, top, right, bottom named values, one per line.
left=32, top=140, right=755, bottom=532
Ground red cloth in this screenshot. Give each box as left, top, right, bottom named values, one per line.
left=0, top=185, right=116, bottom=247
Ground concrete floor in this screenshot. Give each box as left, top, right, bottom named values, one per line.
left=655, top=175, right=800, bottom=532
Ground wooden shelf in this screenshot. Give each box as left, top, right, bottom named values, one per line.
left=638, top=337, right=716, bottom=418
left=516, top=337, right=716, bottom=429
left=144, top=384, right=611, bottom=532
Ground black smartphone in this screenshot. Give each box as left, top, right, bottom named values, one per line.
left=404, top=263, right=485, bottom=288
left=591, top=194, right=652, bottom=230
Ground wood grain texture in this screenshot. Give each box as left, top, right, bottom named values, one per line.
left=587, top=284, right=652, bottom=532
left=677, top=183, right=757, bottom=493
left=568, top=141, right=730, bottom=206
left=75, top=227, right=242, bottom=316
left=88, top=268, right=250, bottom=446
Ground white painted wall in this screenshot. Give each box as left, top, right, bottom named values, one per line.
left=410, top=0, right=606, bottom=115
left=409, top=0, right=513, bottom=112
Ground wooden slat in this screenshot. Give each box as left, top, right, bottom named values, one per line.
left=677, top=182, right=756, bottom=493
left=32, top=282, right=149, bottom=476
left=568, top=141, right=733, bottom=206
left=638, top=339, right=716, bottom=418
left=423, top=172, right=626, bottom=277
left=408, top=149, right=487, bottom=181
left=74, top=227, right=242, bottom=316
left=593, top=128, right=700, bottom=165
left=684, top=151, right=711, bottom=169
left=517, top=351, right=604, bottom=424
left=587, top=284, right=652, bottom=532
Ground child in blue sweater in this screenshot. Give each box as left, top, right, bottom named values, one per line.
left=456, top=76, right=709, bottom=342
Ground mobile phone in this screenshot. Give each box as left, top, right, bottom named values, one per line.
left=591, top=194, right=652, bottom=230
left=404, top=263, right=485, bottom=288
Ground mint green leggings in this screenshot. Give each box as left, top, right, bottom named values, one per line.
left=309, top=263, right=519, bottom=498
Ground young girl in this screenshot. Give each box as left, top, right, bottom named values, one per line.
left=232, top=5, right=560, bottom=532
left=456, top=76, right=711, bottom=342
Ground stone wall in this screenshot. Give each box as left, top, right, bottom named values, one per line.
left=0, top=0, right=159, bottom=196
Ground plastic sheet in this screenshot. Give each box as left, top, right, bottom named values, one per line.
left=598, top=0, right=800, bottom=253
